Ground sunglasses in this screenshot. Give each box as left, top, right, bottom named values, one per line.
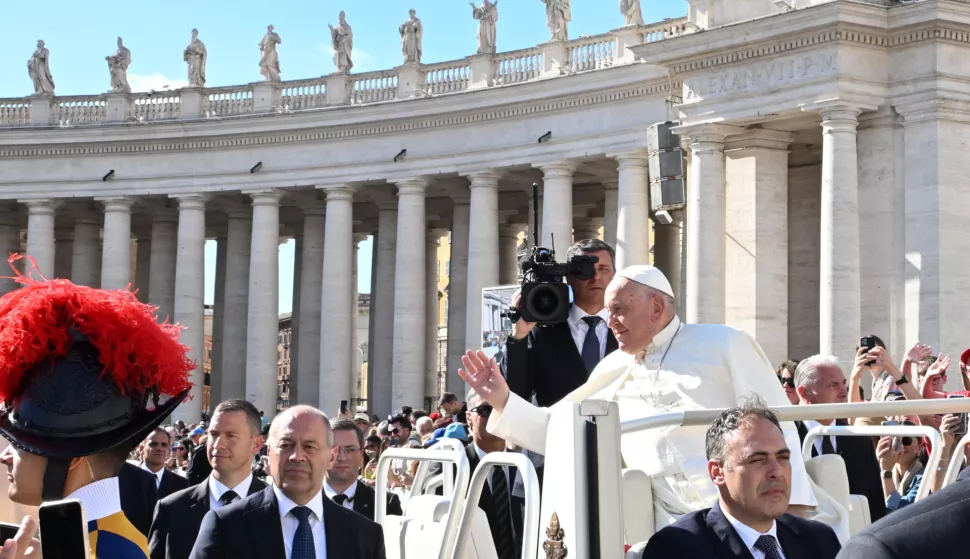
left=471, top=404, right=493, bottom=418
left=779, top=376, right=795, bottom=388
left=389, top=428, right=401, bottom=434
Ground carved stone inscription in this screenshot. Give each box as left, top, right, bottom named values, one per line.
left=684, top=52, right=836, bottom=100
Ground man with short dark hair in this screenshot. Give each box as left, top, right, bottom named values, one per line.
left=150, top=400, right=266, bottom=559
left=142, top=428, right=190, bottom=500
left=190, top=405, right=386, bottom=559
left=505, top=238, right=619, bottom=406
left=642, top=398, right=841, bottom=559
left=438, top=392, right=467, bottom=424
left=387, top=414, right=421, bottom=490
left=325, top=418, right=402, bottom=521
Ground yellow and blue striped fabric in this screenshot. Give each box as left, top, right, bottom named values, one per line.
left=87, top=511, right=149, bottom=559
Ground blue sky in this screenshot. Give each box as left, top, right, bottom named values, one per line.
left=2, top=0, right=686, bottom=311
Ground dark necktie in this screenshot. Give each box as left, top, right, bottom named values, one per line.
left=581, top=316, right=602, bottom=374
left=490, top=468, right=516, bottom=559
left=218, top=490, right=238, bottom=507
left=754, top=534, right=784, bottom=559
left=333, top=494, right=352, bottom=506
left=822, top=435, right=836, bottom=456
left=290, top=506, right=316, bottom=559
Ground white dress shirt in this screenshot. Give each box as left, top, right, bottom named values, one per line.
left=208, top=473, right=254, bottom=510
left=474, top=444, right=513, bottom=492
left=142, top=464, right=165, bottom=488
left=802, top=419, right=838, bottom=455
left=274, top=485, right=327, bottom=559
left=323, top=480, right=358, bottom=511
left=66, top=477, right=122, bottom=522
left=566, top=305, right=610, bottom=360
left=721, top=506, right=787, bottom=559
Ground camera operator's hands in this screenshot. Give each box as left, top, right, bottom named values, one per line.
left=458, top=350, right=511, bottom=412
left=510, top=291, right=537, bottom=340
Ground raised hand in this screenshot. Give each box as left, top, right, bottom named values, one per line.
left=458, top=349, right=511, bottom=412
left=906, top=341, right=932, bottom=364
left=0, top=516, right=40, bottom=559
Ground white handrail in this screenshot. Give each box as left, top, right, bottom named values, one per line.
left=451, top=452, right=541, bottom=559
left=376, top=448, right=470, bottom=559
left=942, top=432, right=970, bottom=486
left=412, top=438, right=466, bottom=497
left=801, top=424, right=942, bottom=501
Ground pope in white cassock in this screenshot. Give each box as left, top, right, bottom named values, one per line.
left=460, top=265, right=849, bottom=541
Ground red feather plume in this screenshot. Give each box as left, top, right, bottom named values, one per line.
left=0, top=254, right=195, bottom=402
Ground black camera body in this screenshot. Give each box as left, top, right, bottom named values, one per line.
left=508, top=246, right=598, bottom=325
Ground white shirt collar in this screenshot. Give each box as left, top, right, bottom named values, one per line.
left=142, top=463, right=165, bottom=485
left=273, top=484, right=324, bottom=522
left=720, top=505, right=779, bottom=555
left=209, top=473, right=253, bottom=502
left=323, top=479, right=358, bottom=501
left=568, top=304, right=609, bottom=325
left=801, top=419, right=837, bottom=453
left=66, top=477, right=122, bottom=522
left=635, top=315, right=682, bottom=358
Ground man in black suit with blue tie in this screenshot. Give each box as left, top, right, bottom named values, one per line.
left=324, top=418, right=403, bottom=521
left=190, top=405, right=385, bottom=559
left=642, top=397, right=841, bottom=559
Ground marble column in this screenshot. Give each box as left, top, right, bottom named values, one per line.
left=572, top=218, right=602, bottom=244
left=209, top=236, right=227, bottom=406
left=498, top=222, right=521, bottom=285
left=134, top=232, right=152, bottom=302
left=391, top=178, right=428, bottom=412
left=603, top=182, right=618, bottom=250
left=290, top=233, right=302, bottom=405
left=366, top=234, right=378, bottom=404
left=525, top=187, right=543, bottom=250
left=369, top=201, right=397, bottom=417
left=426, top=230, right=441, bottom=402
left=54, top=225, right=73, bottom=280
left=445, top=194, right=470, bottom=396
left=684, top=124, right=738, bottom=324
left=294, top=206, right=325, bottom=406
left=352, top=233, right=366, bottom=403
left=724, top=129, right=794, bottom=366
left=100, top=197, right=133, bottom=290
left=23, top=199, right=55, bottom=280
left=71, top=215, right=101, bottom=288
left=0, top=213, right=21, bottom=294
left=787, top=146, right=822, bottom=359
left=537, top=163, right=575, bottom=253
left=220, top=209, right=252, bottom=402
left=464, top=172, right=500, bottom=360
left=148, top=211, right=178, bottom=321
left=653, top=211, right=684, bottom=303
left=172, top=195, right=207, bottom=423
left=319, top=185, right=356, bottom=416
left=613, top=150, right=651, bottom=268
left=245, top=191, right=281, bottom=418
left=820, top=106, right=862, bottom=366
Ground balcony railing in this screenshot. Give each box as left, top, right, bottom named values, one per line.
left=0, top=18, right=688, bottom=128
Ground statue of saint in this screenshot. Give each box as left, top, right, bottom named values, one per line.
left=259, top=25, right=282, bottom=81
left=400, top=9, right=423, bottom=64
left=329, top=11, right=354, bottom=74
left=620, top=0, right=644, bottom=26
left=184, top=29, right=207, bottom=87
left=27, top=40, right=55, bottom=95
left=106, top=37, right=132, bottom=93
left=471, top=0, right=498, bottom=55
left=541, top=0, right=571, bottom=42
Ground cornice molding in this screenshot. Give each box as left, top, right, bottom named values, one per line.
left=0, top=79, right=676, bottom=159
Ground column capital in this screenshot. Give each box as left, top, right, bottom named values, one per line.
left=395, top=178, right=428, bottom=196
left=724, top=129, right=795, bottom=152
left=302, top=204, right=327, bottom=218
left=375, top=199, right=399, bottom=212
left=533, top=161, right=578, bottom=177
left=858, top=105, right=900, bottom=131
left=225, top=207, right=252, bottom=220
left=151, top=208, right=179, bottom=223
left=321, top=184, right=356, bottom=202
left=427, top=230, right=442, bottom=244
left=171, top=194, right=209, bottom=211
left=20, top=199, right=57, bottom=214
left=96, top=196, right=134, bottom=212
left=354, top=232, right=370, bottom=244
left=609, top=148, right=650, bottom=165
left=674, top=123, right=745, bottom=147
left=602, top=180, right=619, bottom=191
left=246, top=190, right=283, bottom=206
left=819, top=104, right=863, bottom=131
left=461, top=170, right=503, bottom=186
left=450, top=191, right=471, bottom=205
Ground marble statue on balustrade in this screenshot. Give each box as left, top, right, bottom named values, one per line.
left=400, top=9, right=423, bottom=64
left=184, top=28, right=207, bottom=87
left=620, top=0, right=644, bottom=26
left=329, top=11, right=354, bottom=74
left=27, top=40, right=55, bottom=95
left=259, top=25, right=282, bottom=81
left=471, top=0, right=498, bottom=55
left=106, top=37, right=131, bottom=93
left=541, top=0, right=571, bottom=42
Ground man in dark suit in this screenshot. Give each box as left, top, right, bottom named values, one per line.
left=190, top=405, right=385, bottom=559
left=836, top=479, right=970, bottom=558
left=793, top=355, right=887, bottom=522
left=141, top=428, right=191, bottom=499
left=119, top=461, right=160, bottom=537
left=325, top=418, right=402, bottom=521
left=150, top=400, right=267, bottom=559
left=465, top=390, right=524, bottom=559
left=642, top=397, right=841, bottom=559
left=504, top=239, right=618, bottom=407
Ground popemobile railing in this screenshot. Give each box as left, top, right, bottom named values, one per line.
left=0, top=18, right=689, bottom=128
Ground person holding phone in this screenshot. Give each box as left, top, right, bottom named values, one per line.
left=0, top=262, right=195, bottom=559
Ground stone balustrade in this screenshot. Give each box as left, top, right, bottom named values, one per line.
left=0, top=18, right=687, bottom=128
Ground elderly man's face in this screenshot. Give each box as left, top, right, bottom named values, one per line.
left=268, top=411, right=334, bottom=505
left=605, top=277, right=666, bottom=354
left=800, top=365, right=848, bottom=405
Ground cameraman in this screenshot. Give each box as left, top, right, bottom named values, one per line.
left=504, top=239, right=618, bottom=407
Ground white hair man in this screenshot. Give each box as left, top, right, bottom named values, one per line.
left=460, top=265, right=848, bottom=539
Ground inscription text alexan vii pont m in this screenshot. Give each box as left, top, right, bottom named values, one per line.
left=685, top=52, right=836, bottom=100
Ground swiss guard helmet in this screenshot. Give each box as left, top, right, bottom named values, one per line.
left=0, top=256, right=194, bottom=501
